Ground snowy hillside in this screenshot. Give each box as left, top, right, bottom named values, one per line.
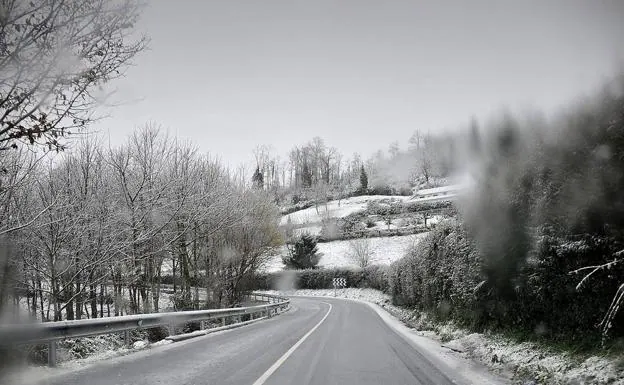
left=280, top=195, right=412, bottom=226
left=262, top=233, right=427, bottom=272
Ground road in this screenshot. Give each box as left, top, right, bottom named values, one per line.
left=18, top=297, right=503, bottom=385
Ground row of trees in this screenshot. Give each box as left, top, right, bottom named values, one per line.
left=252, top=128, right=476, bottom=206
left=0, top=126, right=282, bottom=322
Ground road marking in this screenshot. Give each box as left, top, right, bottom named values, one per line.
left=252, top=301, right=333, bottom=385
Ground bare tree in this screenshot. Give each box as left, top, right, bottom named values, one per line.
left=348, top=238, right=374, bottom=268
left=0, top=0, right=148, bottom=152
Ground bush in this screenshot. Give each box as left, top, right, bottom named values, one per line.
left=369, top=184, right=394, bottom=195
left=146, top=326, right=170, bottom=342
left=363, top=265, right=389, bottom=292
left=388, top=219, right=624, bottom=344
left=282, top=233, right=321, bottom=269
left=182, top=321, right=202, bottom=334
left=389, top=220, right=483, bottom=323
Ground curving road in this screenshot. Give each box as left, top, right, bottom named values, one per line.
left=18, top=297, right=506, bottom=385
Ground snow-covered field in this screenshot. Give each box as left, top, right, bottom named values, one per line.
left=262, top=288, right=624, bottom=385
left=262, top=233, right=426, bottom=272
left=280, top=195, right=412, bottom=226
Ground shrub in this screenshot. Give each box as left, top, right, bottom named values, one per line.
left=363, top=265, right=389, bottom=292
left=282, top=233, right=322, bottom=269
left=389, top=220, right=483, bottom=324
left=347, top=238, right=374, bottom=268
left=146, top=326, right=170, bottom=342
left=388, top=219, right=624, bottom=343
left=369, top=184, right=394, bottom=195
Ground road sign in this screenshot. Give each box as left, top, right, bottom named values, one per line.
left=332, top=277, right=346, bottom=296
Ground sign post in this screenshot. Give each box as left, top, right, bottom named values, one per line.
left=332, top=277, right=346, bottom=297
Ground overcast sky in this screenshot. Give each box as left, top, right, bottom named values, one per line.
left=93, top=0, right=624, bottom=169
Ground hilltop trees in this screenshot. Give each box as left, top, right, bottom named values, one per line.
left=257, top=129, right=460, bottom=205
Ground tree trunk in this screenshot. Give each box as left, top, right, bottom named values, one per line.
left=172, top=255, right=177, bottom=293
left=38, top=280, right=45, bottom=321
left=75, top=280, right=82, bottom=320
left=99, top=284, right=105, bottom=318
left=90, top=282, right=97, bottom=318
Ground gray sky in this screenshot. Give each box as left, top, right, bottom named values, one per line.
left=93, top=0, right=624, bottom=168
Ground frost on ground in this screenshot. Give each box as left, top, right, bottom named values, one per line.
left=262, top=234, right=426, bottom=272
left=265, top=288, right=624, bottom=385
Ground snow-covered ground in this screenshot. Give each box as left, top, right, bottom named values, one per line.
left=264, top=288, right=624, bottom=385
left=262, top=233, right=427, bottom=272
left=280, top=195, right=412, bottom=226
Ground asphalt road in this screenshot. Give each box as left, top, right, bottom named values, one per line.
left=18, top=297, right=497, bottom=385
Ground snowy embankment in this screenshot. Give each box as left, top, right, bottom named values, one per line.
left=261, top=288, right=624, bottom=385
left=262, top=233, right=426, bottom=272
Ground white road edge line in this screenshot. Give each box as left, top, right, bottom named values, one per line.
left=252, top=302, right=333, bottom=385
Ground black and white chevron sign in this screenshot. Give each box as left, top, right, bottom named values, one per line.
left=332, top=277, right=346, bottom=288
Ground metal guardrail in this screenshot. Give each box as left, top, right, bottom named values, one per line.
left=0, top=292, right=289, bottom=367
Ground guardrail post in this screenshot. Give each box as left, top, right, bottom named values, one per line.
left=124, top=330, right=131, bottom=346
left=222, top=317, right=226, bottom=327
left=48, top=341, right=57, bottom=367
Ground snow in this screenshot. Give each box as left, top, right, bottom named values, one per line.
left=280, top=195, right=412, bottom=226
left=151, top=339, right=173, bottom=347
left=262, top=234, right=427, bottom=272
left=132, top=340, right=149, bottom=349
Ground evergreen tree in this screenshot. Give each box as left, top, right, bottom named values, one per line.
left=302, top=162, right=312, bottom=188
left=359, top=165, right=368, bottom=193
left=252, top=166, right=264, bottom=189
left=282, top=233, right=321, bottom=269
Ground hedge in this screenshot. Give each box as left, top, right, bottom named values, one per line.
left=388, top=220, right=624, bottom=344
left=253, top=265, right=389, bottom=291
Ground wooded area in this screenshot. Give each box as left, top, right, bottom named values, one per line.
left=0, top=126, right=282, bottom=321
